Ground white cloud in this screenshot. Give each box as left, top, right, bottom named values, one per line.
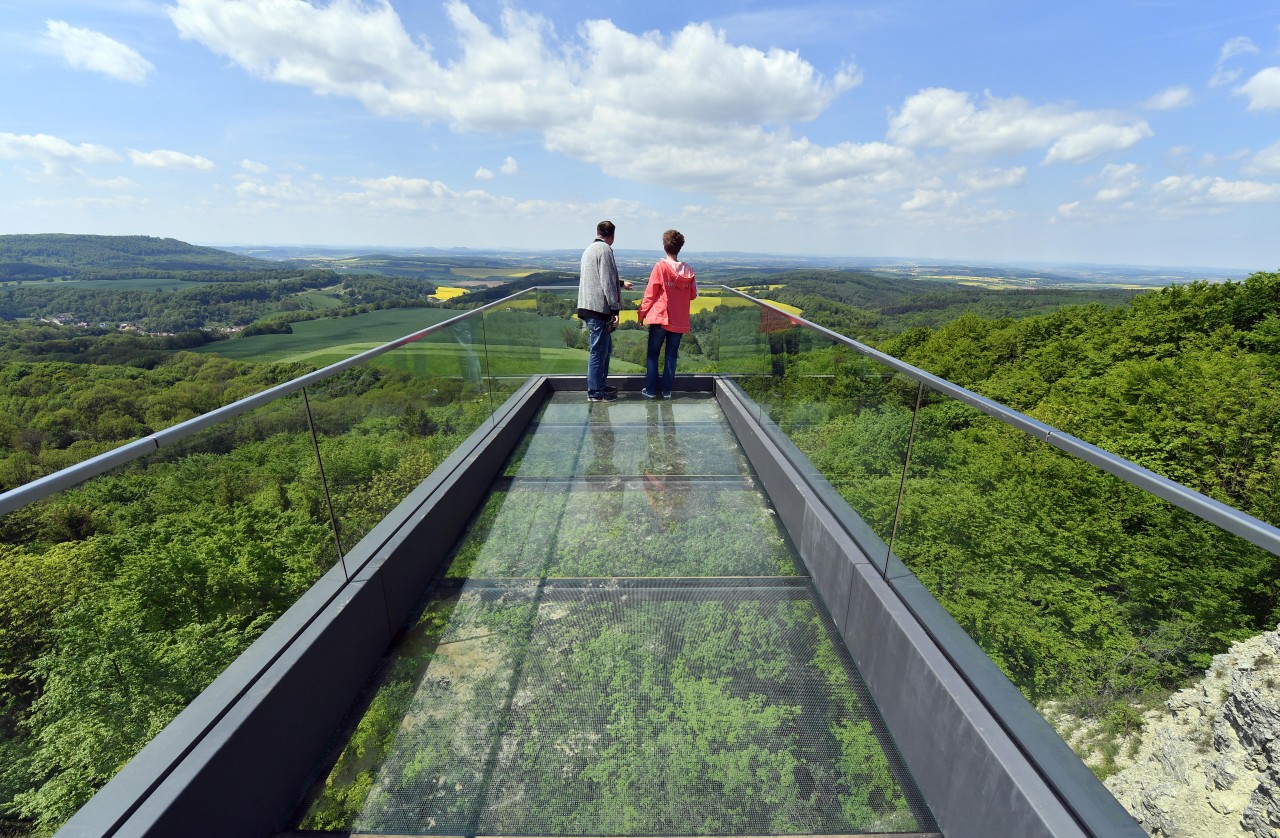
left=1044, top=123, right=1152, bottom=165
left=901, top=188, right=960, bottom=212
left=1219, top=36, right=1259, bottom=63
left=1142, top=85, right=1192, bottom=110
left=1244, top=140, right=1280, bottom=176
left=1152, top=174, right=1280, bottom=210
left=474, top=167, right=494, bottom=180
left=0, top=132, right=120, bottom=165
left=1237, top=67, right=1280, bottom=111
left=128, top=149, right=216, bottom=170
left=887, top=88, right=1151, bottom=164
left=0, top=131, right=122, bottom=178
left=1093, top=162, right=1142, bottom=202
left=240, top=159, right=269, bottom=174
left=959, top=167, right=1026, bottom=191
left=1053, top=201, right=1080, bottom=221
left=500, top=155, right=518, bottom=175
left=46, top=20, right=153, bottom=84
left=1210, top=36, right=1258, bottom=87
left=1207, top=178, right=1280, bottom=203
left=166, top=0, right=878, bottom=202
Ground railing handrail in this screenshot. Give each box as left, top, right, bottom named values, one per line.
left=0, top=291, right=533, bottom=516
left=4, top=283, right=1278, bottom=558
left=711, top=285, right=1280, bottom=557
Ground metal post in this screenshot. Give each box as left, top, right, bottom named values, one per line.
left=886, top=381, right=925, bottom=576
left=302, top=386, right=347, bottom=581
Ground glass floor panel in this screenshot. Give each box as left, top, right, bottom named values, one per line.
left=293, top=392, right=937, bottom=836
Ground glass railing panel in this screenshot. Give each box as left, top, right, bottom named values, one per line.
left=480, top=289, right=609, bottom=392
left=889, top=384, right=1279, bottom=767
left=0, top=393, right=335, bottom=833
left=736, top=340, right=918, bottom=576
left=697, top=291, right=773, bottom=377
left=303, top=318, right=496, bottom=562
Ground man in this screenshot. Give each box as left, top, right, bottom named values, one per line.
left=577, top=220, right=632, bottom=402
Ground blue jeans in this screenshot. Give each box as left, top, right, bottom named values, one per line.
left=586, top=317, right=613, bottom=397
left=645, top=325, right=682, bottom=396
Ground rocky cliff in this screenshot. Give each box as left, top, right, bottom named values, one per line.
left=1101, top=628, right=1280, bottom=837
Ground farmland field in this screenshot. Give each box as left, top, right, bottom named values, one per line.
left=193, top=306, right=646, bottom=374
left=194, top=308, right=459, bottom=361
left=450, top=268, right=536, bottom=279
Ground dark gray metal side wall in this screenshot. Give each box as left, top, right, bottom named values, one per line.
left=716, top=380, right=1144, bottom=838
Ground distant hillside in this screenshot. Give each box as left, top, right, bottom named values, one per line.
left=748, top=269, right=1142, bottom=336
left=0, top=234, right=271, bottom=278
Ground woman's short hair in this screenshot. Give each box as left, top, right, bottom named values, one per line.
left=663, top=229, right=685, bottom=257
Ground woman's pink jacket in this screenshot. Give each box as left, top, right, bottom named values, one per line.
left=637, top=258, right=698, bottom=334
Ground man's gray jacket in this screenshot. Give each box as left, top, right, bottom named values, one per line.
left=577, top=239, right=621, bottom=319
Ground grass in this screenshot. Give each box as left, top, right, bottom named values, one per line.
left=193, top=308, right=458, bottom=361
left=296, top=288, right=348, bottom=308
left=191, top=306, right=638, bottom=375
left=450, top=268, right=536, bottom=279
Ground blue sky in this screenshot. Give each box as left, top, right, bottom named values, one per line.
left=2, top=1, right=1279, bottom=269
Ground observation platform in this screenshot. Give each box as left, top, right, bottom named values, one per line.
left=288, top=391, right=936, bottom=835
left=26, top=283, right=1235, bottom=838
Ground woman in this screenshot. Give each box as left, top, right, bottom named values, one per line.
left=637, top=229, right=697, bottom=399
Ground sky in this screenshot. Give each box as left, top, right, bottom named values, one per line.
left=2, top=1, right=1279, bottom=270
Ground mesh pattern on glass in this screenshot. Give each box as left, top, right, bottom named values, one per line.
left=352, top=582, right=932, bottom=836
left=298, top=391, right=937, bottom=835
left=447, top=478, right=797, bottom=579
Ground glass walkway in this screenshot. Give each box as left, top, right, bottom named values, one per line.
left=292, top=392, right=938, bottom=836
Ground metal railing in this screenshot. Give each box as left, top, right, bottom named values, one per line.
left=716, top=285, right=1280, bottom=557
left=5, top=283, right=1275, bottom=557
left=0, top=295, right=513, bottom=519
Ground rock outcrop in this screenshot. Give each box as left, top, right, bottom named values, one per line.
left=1103, top=628, right=1280, bottom=837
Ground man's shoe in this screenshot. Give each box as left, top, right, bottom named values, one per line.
left=587, top=391, right=618, bottom=402
left=640, top=389, right=658, bottom=399
left=604, top=385, right=618, bottom=394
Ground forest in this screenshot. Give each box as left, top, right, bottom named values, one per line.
left=0, top=234, right=269, bottom=275
left=746, top=270, right=1280, bottom=771
left=0, top=235, right=1276, bottom=834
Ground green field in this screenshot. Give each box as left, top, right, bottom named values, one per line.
left=195, top=308, right=460, bottom=361
left=290, top=341, right=639, bottom=375
left=191, top=306, right=648, bottom=374
left=296, top=287, right=347, bottom=308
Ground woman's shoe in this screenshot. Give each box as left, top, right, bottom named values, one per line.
left=640, top=389, right=658, bottom=399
